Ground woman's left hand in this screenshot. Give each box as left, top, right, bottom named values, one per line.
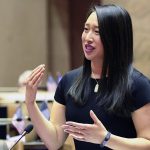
left=62, top=110, right=107, bottom=144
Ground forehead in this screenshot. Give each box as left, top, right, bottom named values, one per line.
left=85, top=12, right=98, bottom=26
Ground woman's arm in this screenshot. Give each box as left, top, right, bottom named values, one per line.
left=26, top=101, right=67, bottom=150
left=106, top=103, right=150, bottom=150
left=62, top=103, right=150, bottom=150
left=25, top=65, right=67, bottom=150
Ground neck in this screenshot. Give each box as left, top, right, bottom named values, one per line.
left=91, top=61, right=102, bottom=79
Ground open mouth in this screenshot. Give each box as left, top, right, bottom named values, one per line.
left=85, top=44, right=95, bottom=52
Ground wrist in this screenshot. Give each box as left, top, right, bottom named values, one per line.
left=25, top=99, right=36, bottom=106
left=100, top=131, right=111, bottom=148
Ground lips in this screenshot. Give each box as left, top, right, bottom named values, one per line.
left=85, top=44, right=95, bottom=52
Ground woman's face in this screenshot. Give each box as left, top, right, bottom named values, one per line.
left=82, top=12, right=104, bottom=63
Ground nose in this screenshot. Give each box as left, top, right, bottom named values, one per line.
left=85, top=31, right=93, bottom=43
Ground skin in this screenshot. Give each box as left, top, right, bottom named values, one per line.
left=25, top=65, right=67, bottom=150
left=82, top=12, right=104, bottom=78
left=25, top=11, right=150, bottom=150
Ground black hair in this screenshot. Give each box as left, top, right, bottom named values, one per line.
left=68, top=4, right=133, bottom=116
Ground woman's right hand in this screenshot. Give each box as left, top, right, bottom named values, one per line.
left=25, top=64, right=45, bottom=105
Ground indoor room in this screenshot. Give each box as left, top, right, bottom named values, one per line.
left=0, top=0, right=150, bottom=150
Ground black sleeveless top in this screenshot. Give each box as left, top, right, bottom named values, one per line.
left=54, top=67, right=150, bottom=150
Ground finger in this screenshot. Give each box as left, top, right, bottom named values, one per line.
left=32, top=64, right=45, bottom=74
left=33, top=72, right=44, bottom=87
left=26, top=71, right=45, bottom=91
left=63, top=125, right=85, bottom=134
left=70, top=134, right=85, bottom=142
left=64, top=129, right=84, bottom=136
left=62, top=124, right=82, bottom=129
left=30, top=65, right=45, bottom=81
left=31, top=68, right=45, bottom=85
left=28, top=65, right=45, bottom=81
left=65, top=122, right=90, bottom=130
left=28, top=66, right=45, bottom=86
left=90, top=110, right=102, bottom=126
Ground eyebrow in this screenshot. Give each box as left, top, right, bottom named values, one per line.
left=84, top=23, right=99, bottom=29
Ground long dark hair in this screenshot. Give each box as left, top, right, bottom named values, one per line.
left=68, top=4, right=133, bottom=116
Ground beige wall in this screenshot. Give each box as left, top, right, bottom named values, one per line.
left=0, top=0, right=70, bottom=87
left=0, top=0, right=48, bottom=86
left=103, top=0, right=150, bottom=77
left=48, top=0, right=70, bottom=75
left=2, top=0, right=148, bottom=87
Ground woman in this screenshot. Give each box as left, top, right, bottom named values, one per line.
left=25, top=4, right=150, bottom=150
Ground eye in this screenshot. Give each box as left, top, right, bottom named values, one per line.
left=83, top=27, right=89, bottom=33
left=95, top=30, right=100, bottom=35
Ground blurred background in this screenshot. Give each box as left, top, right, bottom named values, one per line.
left=0, top=0, right=150, bottom=149
left=0, top=0, right=149, bottom=87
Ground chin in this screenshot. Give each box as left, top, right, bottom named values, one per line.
left=84, top=55, right=93, bottom=61
left=84, top=51, right=96, bottom=61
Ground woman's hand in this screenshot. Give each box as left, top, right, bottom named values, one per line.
left=25, top=64, right=45, bottom=105
left=62, top=110, right=107, bottom=144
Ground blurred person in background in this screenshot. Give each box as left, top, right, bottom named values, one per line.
left=18, top=70, right=32, bottom=92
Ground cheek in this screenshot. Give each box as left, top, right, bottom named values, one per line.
left=100, top=42, right=104, bottom=52
left=97, top=38, right=104, bottom=49
left=96, top=39, right=104, bottom=55
left=81, top=32, right=85, bottom=42
left=81, top=33, right=85, bottom=50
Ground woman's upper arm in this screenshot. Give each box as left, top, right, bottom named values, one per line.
left=50, top=100, right=68, bottom=145
left=132, top=103, right=150, bottom=140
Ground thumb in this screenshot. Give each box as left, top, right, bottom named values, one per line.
left=90, top=110, right=101, bottom=125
